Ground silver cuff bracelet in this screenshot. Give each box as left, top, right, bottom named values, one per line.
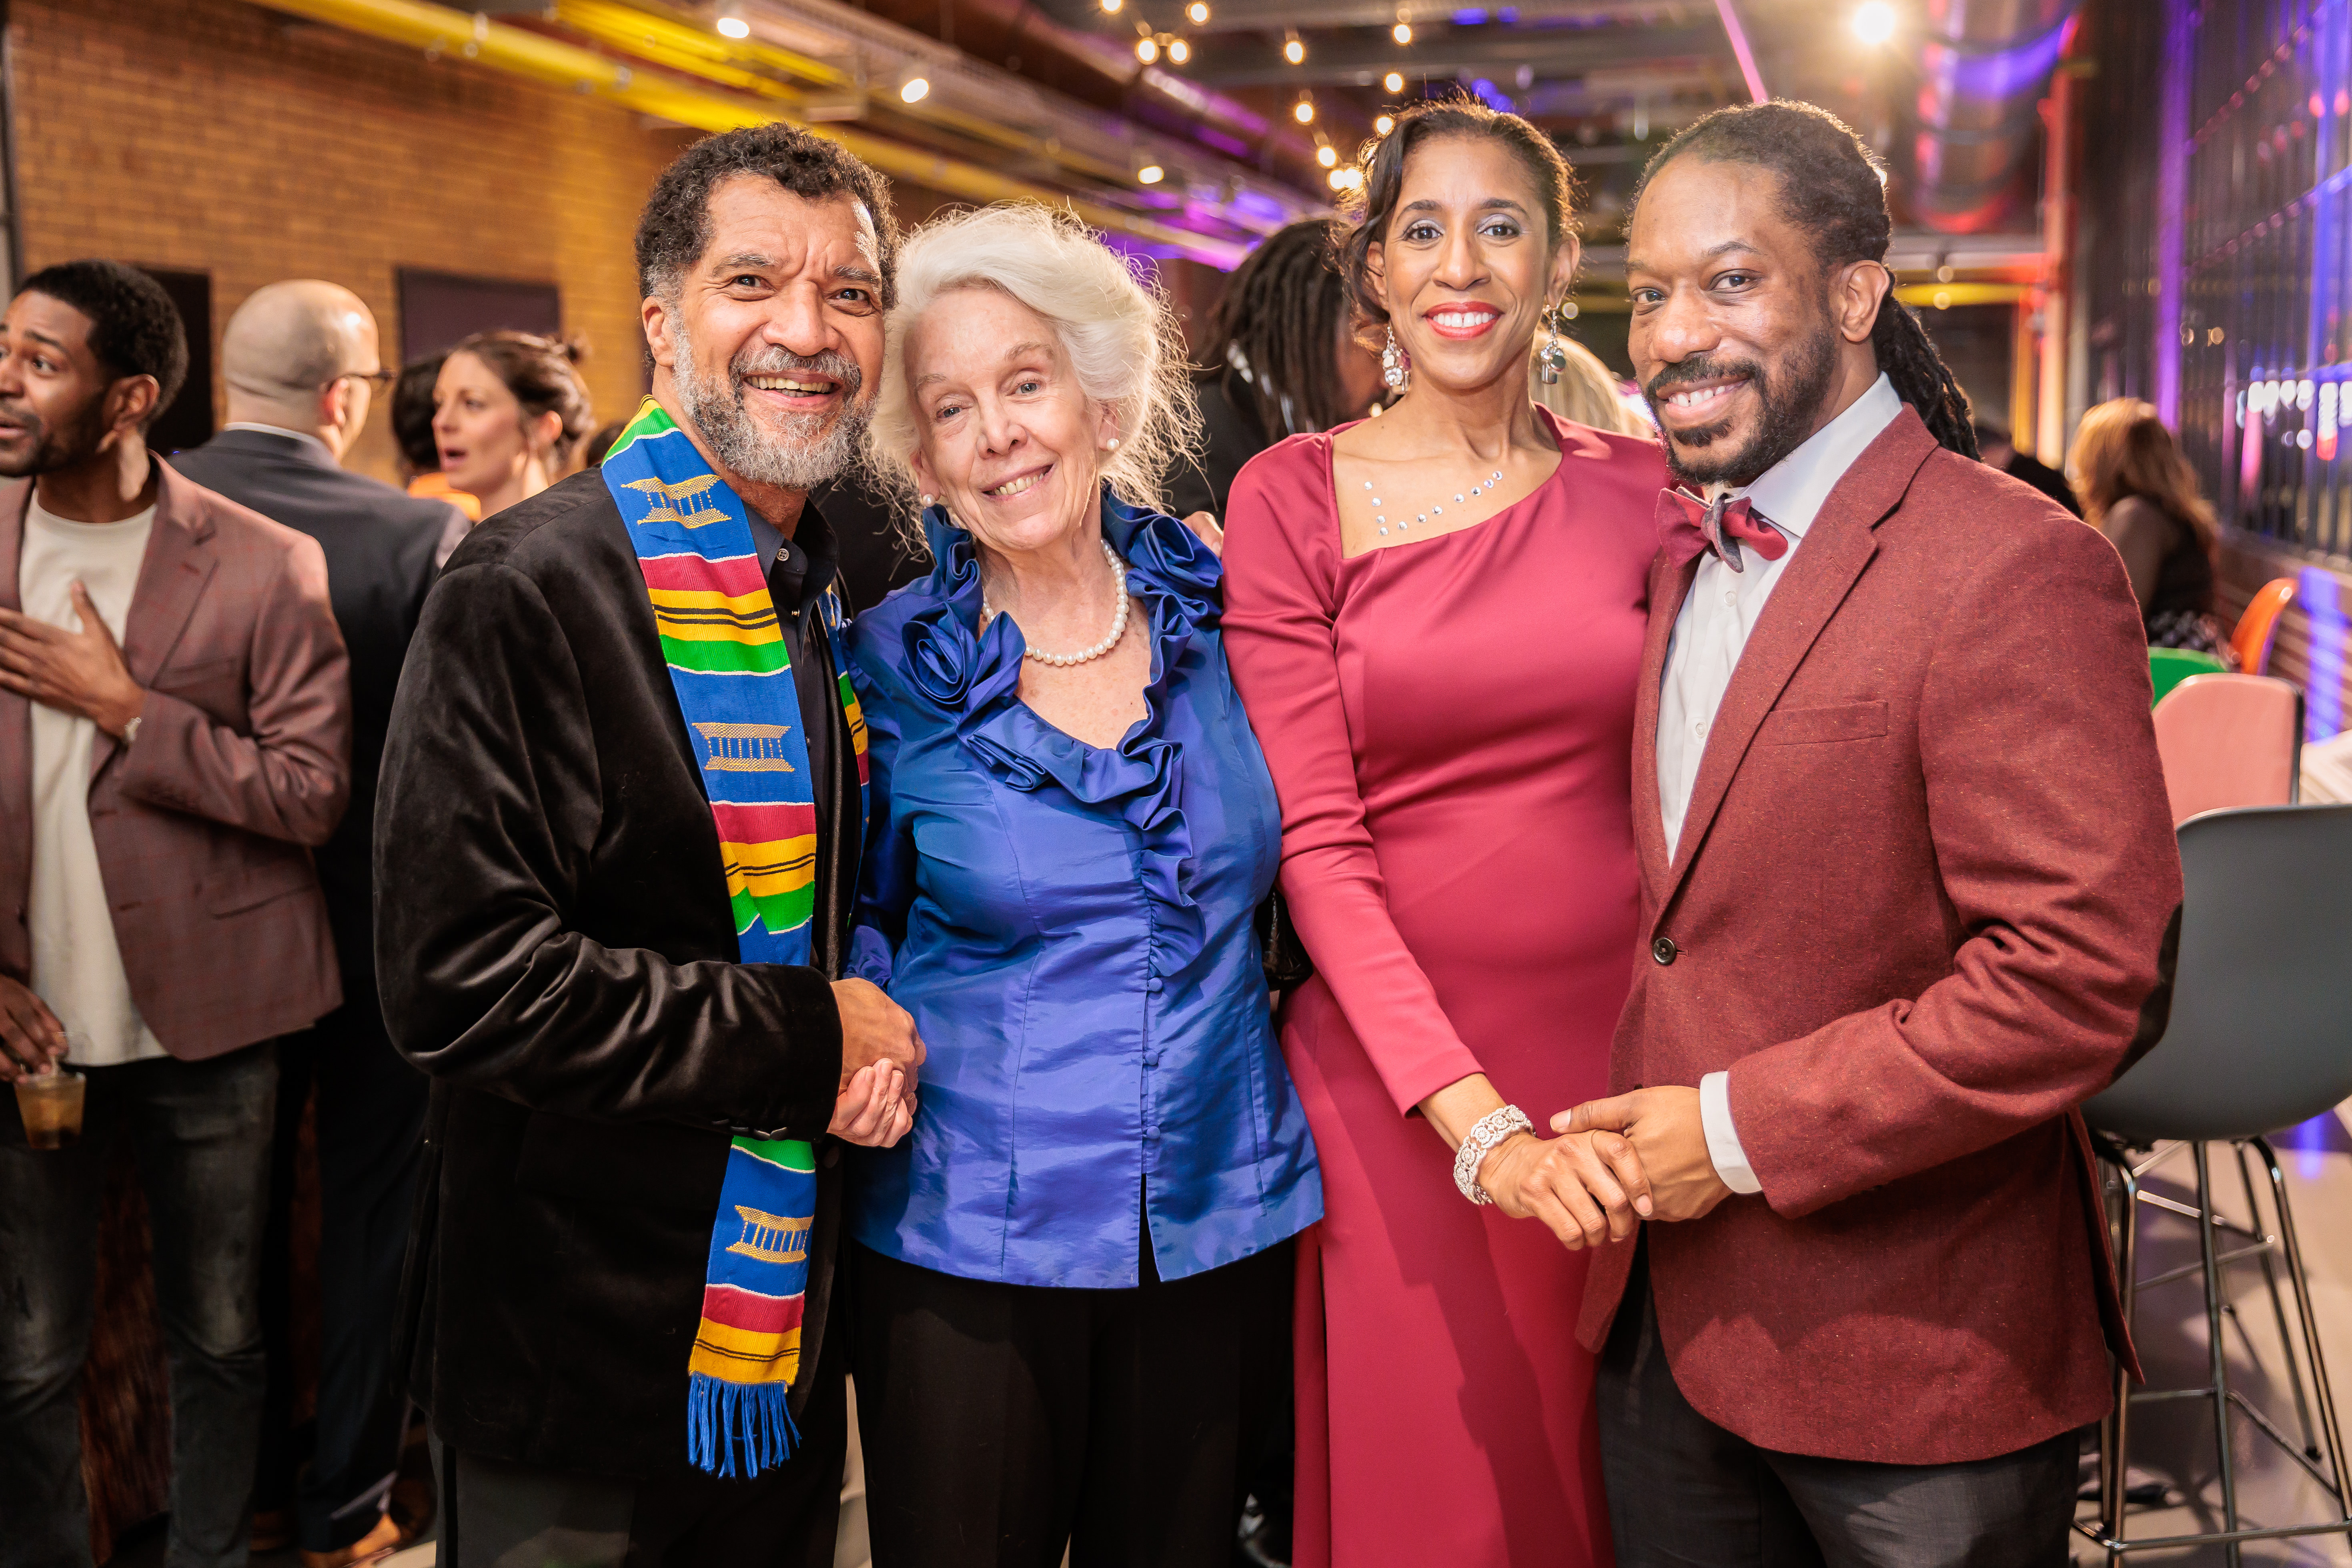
left=1452, top=1104, right=1534, bottom=1206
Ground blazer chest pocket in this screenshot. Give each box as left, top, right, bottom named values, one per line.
left=1757, top=700, right=1888, bottom=746
left=515, top=1111, right=731, bottom=1210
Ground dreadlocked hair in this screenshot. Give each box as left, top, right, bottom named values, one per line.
left=1627, top=100, right=1978, bottom=460
left=1197, top=218, right=1355, bottom=437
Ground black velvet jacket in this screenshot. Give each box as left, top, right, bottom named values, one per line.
left=377, top=470, right=855, bottom=1479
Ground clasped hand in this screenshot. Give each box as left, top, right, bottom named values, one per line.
left=825, top=978, right=926, bottom=1148
left=1468, top=1084, right=1737, bottom=1252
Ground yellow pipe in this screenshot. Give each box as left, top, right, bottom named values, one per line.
left=551, top=0, right=1141, bottom=191
left=248, top=0, right=1249, bottom=268
left=1894, top=281, right=2031, bottom=308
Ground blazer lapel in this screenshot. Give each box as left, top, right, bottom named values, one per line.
left=1634, top=548, right=1700, bottom=907
left=0, top=481, right=30, bottom=918
left=95, top=467, right=215, bottom=775
left=1653, top=410, right=1938, bottom=921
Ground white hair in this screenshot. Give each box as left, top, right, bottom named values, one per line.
left=864, top=203, right=1200, bottom=524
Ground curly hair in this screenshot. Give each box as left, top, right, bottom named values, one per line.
left=635, top=124, right=900, bottom=308
left=18, top=260, right=189, bottom=428
left=863, top=203, right=1200, bottom=521
left=1197, top=218, right=1358, bottom=438
left=1337, top=97, right=1577, bottom=335
left=1627, top=101, right=1977, bottom=459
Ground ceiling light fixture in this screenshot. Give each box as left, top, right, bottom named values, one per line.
left=1284, top=32, right=1305, bottom=64
left=1168, top=37, right=1190, bottom=63
left=1138, top=164, right=1166, bottom=184
left=715, top=10, right=749, bottom=38
left=1188, top=1, right=1209, bottom=20
left=1136, top=36, right=1158, bottom=62
left=1851, top=1, right=1895, bottom=43
left=1383, top=70, right=1405, bottom=93
left=1376, top=112, right=1395, bottom=134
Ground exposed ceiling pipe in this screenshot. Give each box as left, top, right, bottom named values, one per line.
left=246, top=0, right=1252, bottom=265
left=1911, top=0, right=2078, bottom=234
left=694, top=0, right=1319, bottom=230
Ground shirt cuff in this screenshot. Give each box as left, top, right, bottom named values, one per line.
left=1699, top=1071, right=1763, bottom=1196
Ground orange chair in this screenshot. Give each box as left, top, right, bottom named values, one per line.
left=2230, top=576, right=2298, bottom=675
left=2150, top=673, right=2304, bottom=825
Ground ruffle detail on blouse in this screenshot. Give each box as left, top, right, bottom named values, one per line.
left=896, top=490, right=1223, bottom=969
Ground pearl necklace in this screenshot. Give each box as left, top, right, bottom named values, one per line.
left=1366, top=468, right=1507, bottom=537
left=980, top=539, right=1131, bottom=667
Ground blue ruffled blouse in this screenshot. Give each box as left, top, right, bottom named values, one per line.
left=843, top=493, right=1321, bottom=1288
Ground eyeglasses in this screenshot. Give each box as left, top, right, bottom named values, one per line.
left=334, top=368, right=398, bottom=390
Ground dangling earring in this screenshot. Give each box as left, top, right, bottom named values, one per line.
left=1381, top=325, right=1410, bottom=391
left=1537, top=302, right=1571, bottom=385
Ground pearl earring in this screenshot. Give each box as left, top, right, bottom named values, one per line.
left=920, top=493, right=934, bottom=507
left=1106, top=437, right=1120, bottom=451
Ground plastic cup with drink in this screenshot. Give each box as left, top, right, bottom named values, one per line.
left=13, top=1029, right=84, bottom=1150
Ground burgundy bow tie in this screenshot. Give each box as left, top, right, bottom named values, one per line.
left=1656, top=488, right=1789, bottom=574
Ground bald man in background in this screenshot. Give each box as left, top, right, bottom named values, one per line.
left=172, top=280, right=458, bottom=1565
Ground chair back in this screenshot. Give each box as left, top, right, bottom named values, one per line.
left=2231, top=576, right=2299, bottom=675
left=2149, top=646, right=2228, bottom=707
left=2151, top=673, right=2303, bottom=824
left=2083, top=804, right=2352, bottom=1143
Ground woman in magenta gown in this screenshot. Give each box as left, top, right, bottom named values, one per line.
left=1223, top=101, right=1665, bottom=1567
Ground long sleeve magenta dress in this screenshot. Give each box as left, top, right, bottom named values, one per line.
left=1221, top=408, right=1665, bottom=1567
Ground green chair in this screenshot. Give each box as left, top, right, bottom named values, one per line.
left=2149, top=646, right=2228, bottom=707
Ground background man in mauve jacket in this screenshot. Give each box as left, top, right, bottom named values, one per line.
left=0, top=259, right=351, bottom=1568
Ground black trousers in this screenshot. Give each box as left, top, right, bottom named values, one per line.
left=1598, top=1252, right=2078, bottom=1568
left=849, top=1236, right=1291, bottom=1568
left=254, top=977, right=431, bottom=1551
left=439, top=1330, right=847, bottom=1568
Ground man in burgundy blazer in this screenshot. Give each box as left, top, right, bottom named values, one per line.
left=0, top=260, right=349, bottom=1568
left=1562, top=107, right=2181, bottom=1564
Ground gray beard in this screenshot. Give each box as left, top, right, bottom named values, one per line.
left=671, top=324, right=869, bottom=492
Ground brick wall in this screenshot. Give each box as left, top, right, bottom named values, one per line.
left=8, top=0, right=686, bottom=484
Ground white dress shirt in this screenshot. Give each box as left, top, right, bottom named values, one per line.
left=1657, top=373, right=1902, bottom=1195
left=20, top=495, right=168, bottom=1067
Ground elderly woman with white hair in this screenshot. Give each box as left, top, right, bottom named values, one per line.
left=841, top=203, right=1321, bottom=1566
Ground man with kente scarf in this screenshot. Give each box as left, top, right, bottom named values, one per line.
left=376, top=125, right=924, bottom=1567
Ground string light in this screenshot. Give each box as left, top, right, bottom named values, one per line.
left=1294, top=96, right=1315, bottom=123
left=1188, top=1, right=1208, bottom=20
left=1136, top=36, right=1158, bottom=62
left=1328, top=167, right=1362, bottom=192
left=1101, top=0, right=1122, bottom=11
left=1851, top=1, right=1895, bottom=43
left=715, top=11, right=749, bottom=38
left=1393, top=21, right=1412, bottom=43
left=1317, top=144, right=1337, bottom=167
left=899, top=75, right=930, bottom=102
left=1284, top=32, right=1305, bottom=64
left=1376, top=113, right=1395, bottom=134
left=1383, top=70, right=1405, bottom=93
left=1168, top=37, right=1190, bottom=63
left=1138, top=164, right=1165, bottom=184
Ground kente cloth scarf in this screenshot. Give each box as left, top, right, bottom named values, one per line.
left=1657, top=487, right=1789, bottom=573
left=601, top=396, right=869, bottom=1477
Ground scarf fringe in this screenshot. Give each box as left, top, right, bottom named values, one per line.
left=687, top=1374, right=801, bottom=1478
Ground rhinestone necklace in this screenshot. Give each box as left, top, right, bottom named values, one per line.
left=1363, top=467, right=1508, bottom=538
left=980, top=538, right=1131, bottom=667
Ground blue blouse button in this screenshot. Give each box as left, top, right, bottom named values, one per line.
left=1144, top=975, right=1165, bottom=993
